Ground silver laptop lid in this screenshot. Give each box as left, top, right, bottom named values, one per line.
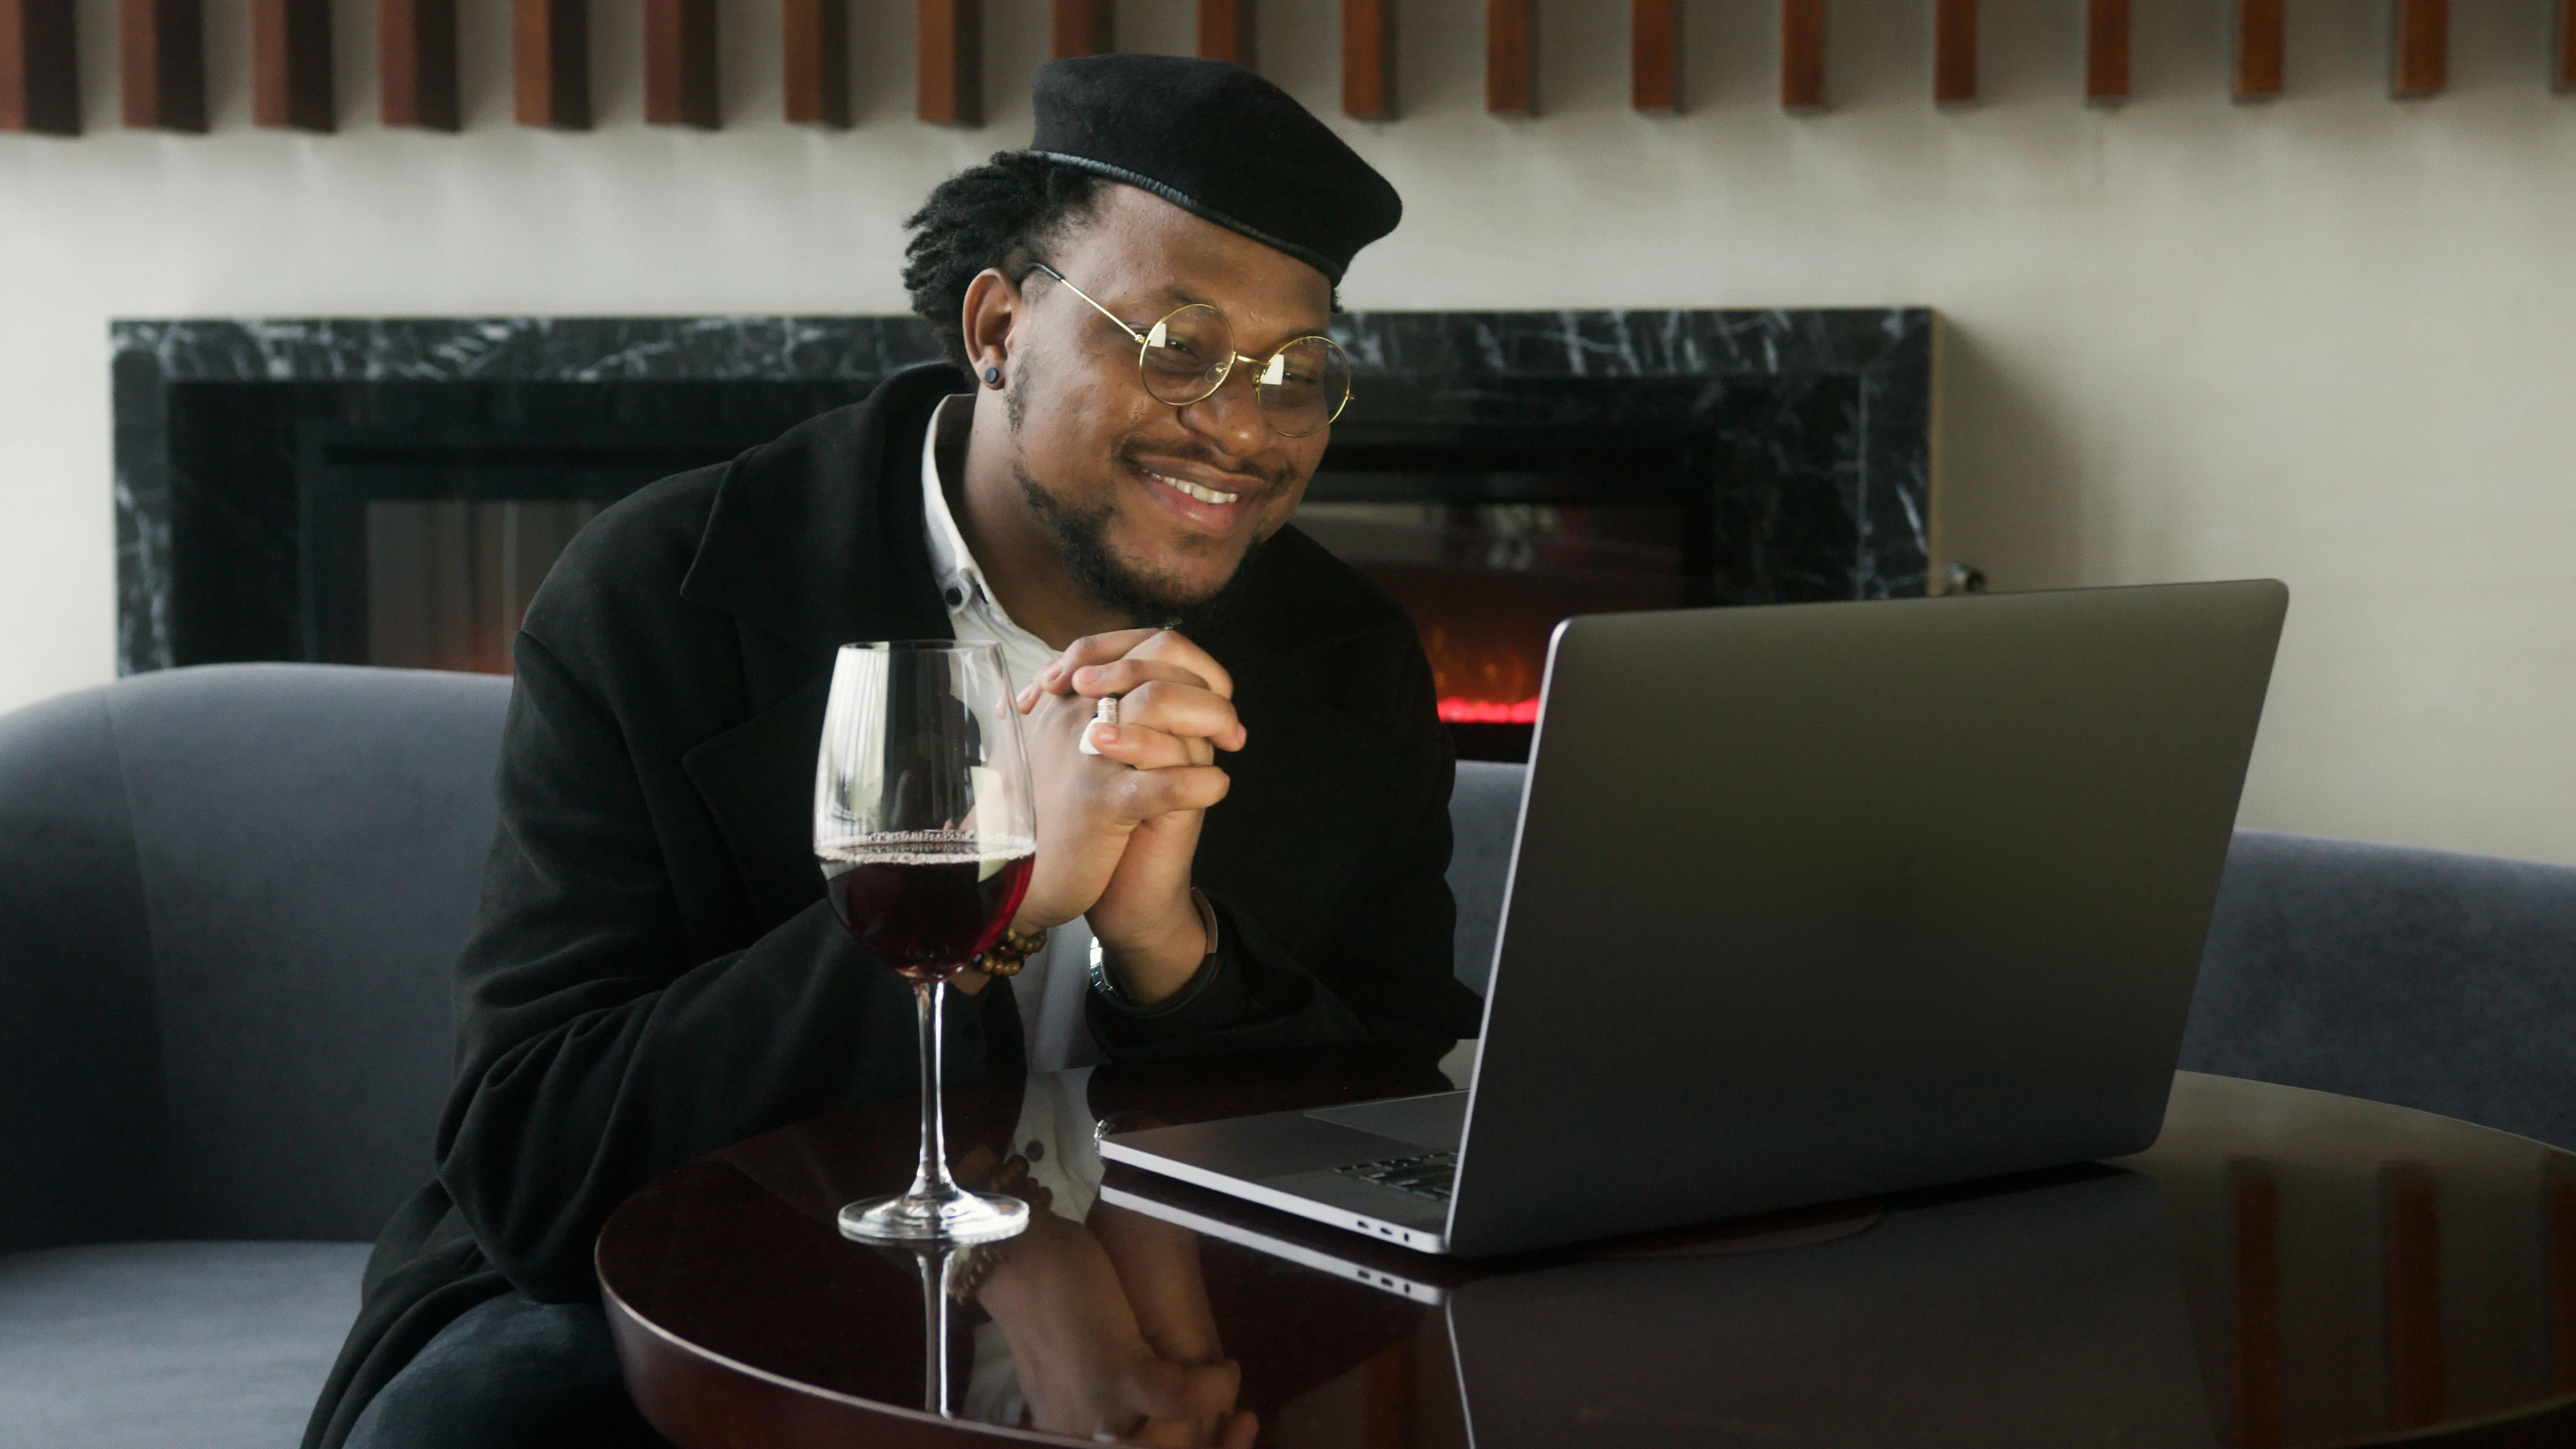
left=1447, top=582, right=2287, bottom=1255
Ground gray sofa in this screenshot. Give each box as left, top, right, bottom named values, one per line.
left=3, top=668, right=2572, bottom=1445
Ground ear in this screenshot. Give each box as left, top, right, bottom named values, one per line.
left=959, top=268, right=1022, bottom=382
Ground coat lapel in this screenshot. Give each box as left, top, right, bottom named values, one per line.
left=678, top=363, right=965, bottom=926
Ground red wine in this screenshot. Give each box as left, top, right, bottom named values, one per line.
left=820, top=838, right=1036, bottom=982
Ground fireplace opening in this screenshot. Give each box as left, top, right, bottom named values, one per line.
left=1299, top=421, right=1709, bottom=759
left=296, top=408, right=1715, bottom=762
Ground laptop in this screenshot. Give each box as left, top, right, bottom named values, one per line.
left=1099, top=581, right=2289, bottom=1257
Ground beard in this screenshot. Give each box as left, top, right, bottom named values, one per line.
left=1011, top=457, right=1269, bottom=630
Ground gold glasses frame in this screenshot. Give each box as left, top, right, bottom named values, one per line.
left=1026, top=262, right=1353, bottom=439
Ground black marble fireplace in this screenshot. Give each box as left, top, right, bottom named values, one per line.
left=112, top=311, right=1934, bottom=760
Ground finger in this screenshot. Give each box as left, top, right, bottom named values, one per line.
left=1112, top=765, right=1231, bottom=819
left=1113, top=682, right=1245, bottom=752
left=1067, top=657, right=1213, bottom=699
left=1086, top=722, right=1202, bottom=772
left=1220, top=1410, right=1260, bottom=1449
left=1124, top=630, right=1233, bottom=701
left=1031, top=629, right=1167, bottom=694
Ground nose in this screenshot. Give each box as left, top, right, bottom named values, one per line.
left=1174, top=360, right=1274, bottom=462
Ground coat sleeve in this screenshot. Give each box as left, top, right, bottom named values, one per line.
left=1087, top=636, right=1487, bottom=1059
left=433, top=630, right=994, bottom=1304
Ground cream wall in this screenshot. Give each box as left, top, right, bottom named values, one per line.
left=2, top=0, right=2571, bottom=861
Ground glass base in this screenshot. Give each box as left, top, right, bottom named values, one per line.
left=839, top=1189, right=1028, bottom=1245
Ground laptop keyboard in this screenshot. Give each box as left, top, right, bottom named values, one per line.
left=1335, top=1151, right=1457, bottom=1202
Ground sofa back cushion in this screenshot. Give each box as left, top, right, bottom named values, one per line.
left=0, top=664, right=511, bottom=1247
left=2180, top=829, right=2576, bottom=1150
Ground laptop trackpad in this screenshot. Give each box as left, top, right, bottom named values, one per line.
left=1305, top=1091, right=1468, bottom=1152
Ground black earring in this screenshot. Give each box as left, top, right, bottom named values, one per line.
left=982, top=366, right=1002, bottom=387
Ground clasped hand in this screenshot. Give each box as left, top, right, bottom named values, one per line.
left=959, top=628, right=1246, bottom=1007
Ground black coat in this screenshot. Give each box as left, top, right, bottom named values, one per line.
left=303, top=362, right=1484, bottom=1448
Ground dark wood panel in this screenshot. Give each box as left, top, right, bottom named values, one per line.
left=645, top=0, right=717, bottom=127
left=0, top=0, right=80, bottom=135
left=1781, top=0, right=1825, bottom=111
left=1342, top=0, right=1393, bottom=119
left=380, top=0, right=459, bottom=130
left=2231, top=1160, right=2283, bottom=1449
left=119, top=0, right=204, bottom=132
left=2084, top=0, right=2128, bottom=104
left=252, top=0, right=333, bottom=131
left=1053, top=0, right=1111, bottom=59
left=1197, top=0, right=1252, bottom=68
left=2391, top=0, right=2446, bottom=97
left=2382, top=1162, right=2445, bottom=1430
left=783, top=0, right=847, bottom=126
left=2559, top=0, right=2575, bottom=93
left=514, top=0, right=589, bottom=129
left=1486, top=0, right=1532, bottom=115
left=1933, top=0, right=1974, bottom=105
left=2233, top=0, right=2283, bottom=101
left=917, top=0, right=977, bottom=125
left=1631, top=0, right=1677, bottom=113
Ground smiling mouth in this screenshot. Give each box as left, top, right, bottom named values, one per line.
left=1139, top=466, right=1242, bottom=506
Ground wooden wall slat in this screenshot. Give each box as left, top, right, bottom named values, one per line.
left=2231, top=1161, right=2285, bottom=1449
left=1486, top=0, right=1533, bottom=115
left=1, top=0, right=80, bottom=135
left=1933, top=0, right=1975, bottom=105
left=252, top=0, right=333, bottom=132
left=1197, top=0, right=1252, bottom=68
left=644, top=0, right=717, bottom=127
left=1053, top=0, right=1111, bottom=59
left=2391, top=0, right=2446, bottom=97
left=2558, top=0, right=2575, bottom=92
left=1342, top=0, right=1393, bottom=119
left=2084, top=0, right=2128, bottom=104
left=783, top=0, right=848, bottom=126
left=918, top=0, right=978, bottom=125
left=120, top=0, right=205, bottom=131
left=380, top=0, right=459, bottom=130
left=2234, top=0, right=2284, bottom=100
left=2382, top=1163, right=2446, bottom=1430
left=514, top=0, right=588, bottom=128
left=1781, top=0, right=1825, bottom=111
left=1631, top=0, right=1678, bottom=113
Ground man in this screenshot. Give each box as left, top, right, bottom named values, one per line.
left=306, top=54, right=1481, bottom=1449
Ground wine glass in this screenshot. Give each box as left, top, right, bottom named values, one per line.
left=815, top=641, right=1035, bottom=1245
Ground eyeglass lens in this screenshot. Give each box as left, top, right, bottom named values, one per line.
left=1136, top=305, right=1351, bottom=438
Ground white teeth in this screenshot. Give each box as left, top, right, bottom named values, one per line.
left=1145, top=468, right=1240, bottom=506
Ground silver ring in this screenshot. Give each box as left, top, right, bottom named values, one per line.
left=1079, top=694, right=1120, bottom=756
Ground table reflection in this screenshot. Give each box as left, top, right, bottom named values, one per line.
left=928, top=1071, right=2214, bottom=1449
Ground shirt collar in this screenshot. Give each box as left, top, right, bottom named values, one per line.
left=919, top=392, right=982, bottom=605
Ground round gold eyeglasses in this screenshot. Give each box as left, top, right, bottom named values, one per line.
left=1029, top=262, right=1353, bottom=440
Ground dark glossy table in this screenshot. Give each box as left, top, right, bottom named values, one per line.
left=600, top=1049, right=2576, bottom=1449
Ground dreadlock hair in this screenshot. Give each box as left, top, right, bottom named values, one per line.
left=902, top=153, right=1109, bottom=370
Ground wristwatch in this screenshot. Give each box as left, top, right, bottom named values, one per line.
left=1090, top=888, right=1220, bottom=1006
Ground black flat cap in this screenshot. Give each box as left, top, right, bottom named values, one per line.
left=1027, top=55, right=1401, bottom=285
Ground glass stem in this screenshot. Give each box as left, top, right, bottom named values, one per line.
left=920, top=1249, right=954, bottom=1416
left=908, top=978, right=958, bottom=1203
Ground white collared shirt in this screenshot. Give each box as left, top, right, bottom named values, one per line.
left=920, top=394, right=1103, bottom=1074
